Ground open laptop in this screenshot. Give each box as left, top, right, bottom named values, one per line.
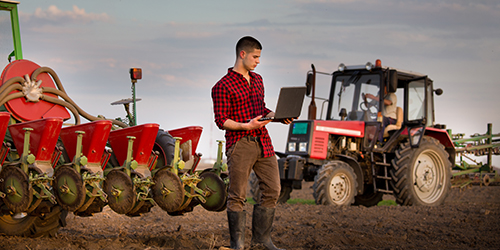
left=259, top=86, right=307, bottom=121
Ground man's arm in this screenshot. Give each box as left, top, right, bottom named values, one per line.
left=366, top=93, right=392, bottom=106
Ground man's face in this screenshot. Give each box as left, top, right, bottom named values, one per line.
left=241, top=49, right=261, bottom=71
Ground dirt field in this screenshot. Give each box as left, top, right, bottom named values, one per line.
left=1, top=182, right=499, bottom=250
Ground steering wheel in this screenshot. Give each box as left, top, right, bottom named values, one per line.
left=360, top=93, right=378, bottom=112
left=360, top=93, right=379, bottom=121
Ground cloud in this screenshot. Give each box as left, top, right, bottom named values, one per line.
left=20, top=5, right=111, bottom=25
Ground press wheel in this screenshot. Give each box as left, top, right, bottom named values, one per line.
left=103, top=170, right=136, bottom=214
left=0, top=166, right=32, bottom=213
left=197, top=171, right=227, bottom=211
left=53, top=166, right=85, bottom=211
left=126, top=171, right=148, bottom=216
left=152, top=169, right=183, bottom=213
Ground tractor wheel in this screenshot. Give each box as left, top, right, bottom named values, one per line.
left=313, top=160, right=357, bottom=206
left=390, top=136, right=452, bottom=206
left=248, top=172, right=292, bottom=204
left=0, top=203, right=67, bottom=237
left=153, top=129, right=175, bottom=168
left=353, top=185, right=383, bottom=207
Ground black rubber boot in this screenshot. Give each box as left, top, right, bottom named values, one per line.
left=251, top=205, right=284, bottom=250
left=227, top=210, right=246, bottom=250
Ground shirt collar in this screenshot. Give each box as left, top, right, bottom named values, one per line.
left=228, top=67, right=255, bottom=78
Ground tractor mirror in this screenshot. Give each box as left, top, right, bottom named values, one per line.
left=388, top=70, right=398, bottom=93
left=305, top=72, right=313, bottom=96
left=434, top=88, right=443, bottom=96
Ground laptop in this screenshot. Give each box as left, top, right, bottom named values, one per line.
left=259, top=86, right=307, bottom=121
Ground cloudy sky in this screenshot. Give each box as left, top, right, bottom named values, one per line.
left=1, top=0, right=499, bottom=164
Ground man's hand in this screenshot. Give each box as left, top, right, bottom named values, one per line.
left=277, top=117, right=295, bottom=125
left=365, top=93, right=377, bottom=100
left=246, top=115, right=272, bottom=130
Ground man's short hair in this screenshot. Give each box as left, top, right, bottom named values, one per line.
left=236, top=36, right=262, bottom=56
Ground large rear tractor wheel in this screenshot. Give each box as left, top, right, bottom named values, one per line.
left=390, top=136, right=452, bottom=206
left=0, top=203, right=68, bottom=237
left=153, top=129, right=175, bottom=169
left=249, top=172, right=292, bottom=204
left=313, top=161, right=357, bottom=206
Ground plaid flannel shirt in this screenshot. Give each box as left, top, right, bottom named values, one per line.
left=212, top=68, right=275, bottom=157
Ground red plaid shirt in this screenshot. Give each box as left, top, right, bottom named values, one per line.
left=212, top=68, right=275, bottom=157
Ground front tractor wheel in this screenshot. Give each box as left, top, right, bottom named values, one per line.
left=313, top=161, right=358, bottom=206
left=390, top=136, right=452, bottom=206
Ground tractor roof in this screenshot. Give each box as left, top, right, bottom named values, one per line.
left=337, top=60, right=430, bottom=82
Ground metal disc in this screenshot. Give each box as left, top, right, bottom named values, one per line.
left=0, top=165, right=32, bottom=213
left=152, top=169, right=183, bottom=213
left=197, top=171, right=227, bottom=211
left=126, top=171, right=147, bottom=216
left=54, top=166, right=85, bottom=212
left=215, top=173, right=228, bottom=211
left=103, top=170, right=136, bottom=214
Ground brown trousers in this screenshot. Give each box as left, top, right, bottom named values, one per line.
left=226, top=136, right=280, bottom=212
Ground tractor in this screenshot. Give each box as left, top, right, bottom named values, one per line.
left=0, top=0, right=228, bottom=237
left=251, top=59, right=455, bottom=207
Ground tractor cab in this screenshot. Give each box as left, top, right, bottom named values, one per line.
left=307, top=59, right=443, bottom=148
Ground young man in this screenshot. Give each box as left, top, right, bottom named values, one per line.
left=212, top=36, right=290, bottom=250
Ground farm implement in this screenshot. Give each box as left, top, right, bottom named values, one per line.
left=0, top=0, right=228, bottom=237
left=450, top=123, right=500, bottom=187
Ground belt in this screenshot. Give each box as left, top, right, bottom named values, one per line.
left=242, top=136, right=259, bottom=142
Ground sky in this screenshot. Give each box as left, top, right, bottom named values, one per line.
left=1, top=0, right=500, bottom=165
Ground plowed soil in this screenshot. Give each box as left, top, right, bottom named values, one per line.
left=1, top=182, right=499, bottom=250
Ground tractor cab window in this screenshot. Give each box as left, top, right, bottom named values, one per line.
left=407, top=79, right=426, bottom=122
left=330, top=73, right=380, bottom=121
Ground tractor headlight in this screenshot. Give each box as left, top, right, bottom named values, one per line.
left=365, top=62, right=373, bottom=71
left=288, top=142, right=296, bottom=152
left=299, top=142, right=307, bottom=152
left=338, top=63, right=346, bottom=72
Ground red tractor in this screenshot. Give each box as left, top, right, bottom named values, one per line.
left=253, top=60, right=454, bottom=207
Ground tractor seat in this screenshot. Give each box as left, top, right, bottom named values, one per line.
left=384, top=106, right=403, bottom=137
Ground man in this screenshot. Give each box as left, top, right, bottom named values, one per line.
left=212, top=36, right=290, bottom=250
left=365, top=85, right=397, bottom=142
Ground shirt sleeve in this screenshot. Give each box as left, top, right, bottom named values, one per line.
left=212, top=83, right=229, bottom=130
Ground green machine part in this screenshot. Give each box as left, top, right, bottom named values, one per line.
left=0, top=0, right=23, bottom=61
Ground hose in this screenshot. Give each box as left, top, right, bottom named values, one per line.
left=31, top=66, right=128, bottom=128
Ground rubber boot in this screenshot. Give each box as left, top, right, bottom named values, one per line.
left=251, top=205, right=284, bottom=250
left=222, top=210, right=246, bottom=250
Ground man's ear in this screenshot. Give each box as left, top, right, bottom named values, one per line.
left=239, top=50, right=246, bottom=59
